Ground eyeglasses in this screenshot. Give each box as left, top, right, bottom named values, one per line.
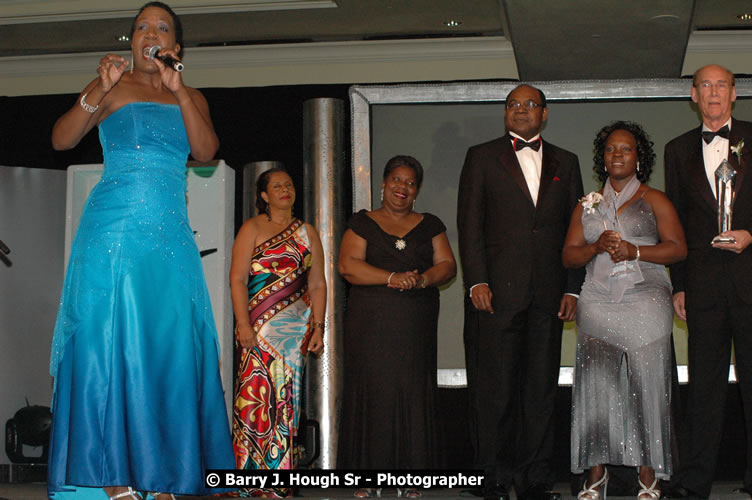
left=697, top=81, right=731, bottom=91
left=506, top=100, right=542, bottom=110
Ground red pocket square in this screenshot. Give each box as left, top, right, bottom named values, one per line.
left=553, top=176, right=561, bottom=181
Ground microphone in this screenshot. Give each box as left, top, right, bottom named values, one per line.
left=144, top=45, right=184, bottom=72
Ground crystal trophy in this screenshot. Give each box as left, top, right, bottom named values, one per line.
left=712, top=159, right=737, bottom=244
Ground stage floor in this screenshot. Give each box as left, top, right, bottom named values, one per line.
left=1, top=483, right=751, bottom=499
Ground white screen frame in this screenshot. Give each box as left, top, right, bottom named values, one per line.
left=350, top=79, right=752, bottom=386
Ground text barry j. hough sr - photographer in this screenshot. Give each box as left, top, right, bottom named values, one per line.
left=205, top=470, right=484, bottom=490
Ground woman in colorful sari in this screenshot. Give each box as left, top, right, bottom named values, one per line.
left=229, top=166, right=326, bottom=498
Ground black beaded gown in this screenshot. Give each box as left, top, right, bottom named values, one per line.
left=338, top=209, right=445, bottom=469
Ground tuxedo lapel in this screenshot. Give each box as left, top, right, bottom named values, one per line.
left=536, top=140, right=558, bottom=205
left=687, top=127, right=718, bottom=210
left=729, top=118, right=747, bottom=197
left=498, top=136, right=535, bottom=206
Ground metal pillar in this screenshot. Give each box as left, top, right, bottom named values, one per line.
left=302, top=98, right=345, bottom=469
left=241, top=161, right=284, bottom=220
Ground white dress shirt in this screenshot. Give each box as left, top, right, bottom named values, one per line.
left=510, top=131, right=543, bottom=205
left=702, top=118, right=732, bottom=199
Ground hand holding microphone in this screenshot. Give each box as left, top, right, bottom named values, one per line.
left=144, top=45, right=184, bottom=72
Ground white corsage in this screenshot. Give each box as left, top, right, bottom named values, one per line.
left=732, top=138, right=745, bottom=164
left=579, top=192, right=604, bottom=214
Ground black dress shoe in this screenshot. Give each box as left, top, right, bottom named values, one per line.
left=733, top=487, right=752, bottom=498
left=661, top=484, right=688, bottom=498
left=519, top=484, right=561, bottom=500
left=482, top=482, right=510, bottom=500
left=674, top=487, right=708, bottom=500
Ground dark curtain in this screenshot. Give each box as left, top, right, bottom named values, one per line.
left=0, top=84, right=352, bottom=229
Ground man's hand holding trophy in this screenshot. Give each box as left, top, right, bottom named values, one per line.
left=711, top=158, right=752, bottom=253
left=712, top=159, right=737, bottom=245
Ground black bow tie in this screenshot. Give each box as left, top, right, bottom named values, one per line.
left=702, top=125, right=730, bottom=144
left=513, top=137, right=541, bottom=152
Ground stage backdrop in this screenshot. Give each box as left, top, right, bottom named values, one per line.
left=353, top=80, right=752, bottom=384
left=0, top=166, right=66, bottom=466
left=64, top=161, right=236, bottom=413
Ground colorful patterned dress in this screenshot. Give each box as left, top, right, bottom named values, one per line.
left=232, top=219, right=313, bottom=497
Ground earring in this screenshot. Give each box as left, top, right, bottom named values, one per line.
left=380, top=188, right=384, bottom=203
left=412, top=199, right=416, bottom=211
left=265, top=205, right=271, bottom=221
left=636, top=162, right=641, bottom=172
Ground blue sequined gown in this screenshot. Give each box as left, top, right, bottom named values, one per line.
left=48, top=102, right=235, bottom=498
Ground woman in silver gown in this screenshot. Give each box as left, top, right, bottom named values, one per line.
left=563, top=122, right=687, bottom=500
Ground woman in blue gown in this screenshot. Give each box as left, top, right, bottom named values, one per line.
left=47, top=3, right=234, bottom=499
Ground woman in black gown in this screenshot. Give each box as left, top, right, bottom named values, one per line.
left=337, top=155, right=456, bottom=498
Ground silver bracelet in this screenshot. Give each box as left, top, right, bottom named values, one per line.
left=635, top=245, right=640, bottom=261
left=387, top=271, right=395, bottom=285
left=80, top=92, right=99, bottom=113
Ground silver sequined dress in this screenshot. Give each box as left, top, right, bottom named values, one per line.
left=571, top=196, right=674, bottom=478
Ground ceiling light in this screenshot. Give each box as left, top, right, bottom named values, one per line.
left=650, top=14, right=681, bottom=24
left=444, top=20, right=462, bottom=28
left=118, top=35, right=130, bottom=42
left=738, top=13, right=752, bottom=21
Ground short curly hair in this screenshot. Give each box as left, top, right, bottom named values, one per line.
left=383, top=155, right=424, bottom=190
left=593, top=121, right=656, bottom=185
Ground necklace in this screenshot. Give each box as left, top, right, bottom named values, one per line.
left=266, top=207, right=293, bottom=226
left=267, top=214, right=293, bottom=226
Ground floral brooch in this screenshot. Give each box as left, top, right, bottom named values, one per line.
left=731, top=138, right=745, bottom=164
left=579, top=192, right=604, bottom=214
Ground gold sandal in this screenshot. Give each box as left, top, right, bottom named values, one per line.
left=354, top=488, right=382, bottom=498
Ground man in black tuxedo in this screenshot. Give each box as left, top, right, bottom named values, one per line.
left=457, top=84, right=584, bottom=500
left=665, top=64, right=752, bottom=499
